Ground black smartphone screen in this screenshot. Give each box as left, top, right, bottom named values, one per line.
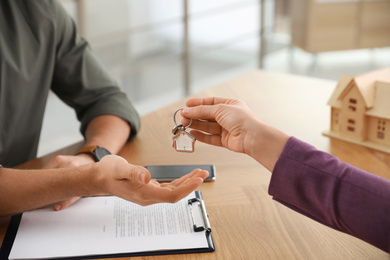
left=144, top=165, right=216, bottom=181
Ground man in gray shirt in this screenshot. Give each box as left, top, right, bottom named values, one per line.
left=0, top=0, right=140, bottom=168
left=0, top=0, right=209, bottom=214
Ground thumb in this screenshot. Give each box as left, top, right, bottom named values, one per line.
left=132, top=166, right=151, bottom=184
left=53, top=197, right=80, bottom=211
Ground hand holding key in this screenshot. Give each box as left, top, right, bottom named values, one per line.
left=172, top=108, right=196, bottom=152
left=180, top=97, right=289, bottom=172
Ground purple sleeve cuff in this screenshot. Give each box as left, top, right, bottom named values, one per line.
left=269, top=137, right=390, bottom=252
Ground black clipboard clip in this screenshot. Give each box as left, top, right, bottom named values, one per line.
left=188, top=198, right=211, bottom=233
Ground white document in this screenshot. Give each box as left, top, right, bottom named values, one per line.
left=9, top=191, right=209, bottom=259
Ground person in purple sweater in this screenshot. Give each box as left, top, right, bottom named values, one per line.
left=181, top=97, right=390, bottom=253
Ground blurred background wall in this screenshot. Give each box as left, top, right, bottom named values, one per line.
left=39, top=0, right=390, bottom=156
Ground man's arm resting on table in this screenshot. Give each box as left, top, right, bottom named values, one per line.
left=0, top=156, right=209, bottom=216
left=43, top=115, right=131, bottom=211
left=45, top=115, right=131, bottom=168
left=83, top=114, right=131, bottom=154
left=0, top=163, right=98, bottom=216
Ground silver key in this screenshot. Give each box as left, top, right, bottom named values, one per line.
left=172, top=124, right=184, bottom=135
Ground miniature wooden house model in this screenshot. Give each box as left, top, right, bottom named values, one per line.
left=323, top=68, right=390, bottom=153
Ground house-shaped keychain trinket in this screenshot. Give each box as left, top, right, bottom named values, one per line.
left=172, top=131, right=196, bottom=152
left=323, top=67, right=390, bottom=153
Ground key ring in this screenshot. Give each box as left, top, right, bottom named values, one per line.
left=173, top=108, right=192, bottom=128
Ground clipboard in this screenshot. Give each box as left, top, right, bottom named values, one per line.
left=0, top=191, right=214, bottom=260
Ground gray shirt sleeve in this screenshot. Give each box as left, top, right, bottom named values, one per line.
left=50, top=1, right=140, bottom=138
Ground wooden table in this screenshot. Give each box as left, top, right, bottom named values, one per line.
left=1, top=70, right=388, bottom=259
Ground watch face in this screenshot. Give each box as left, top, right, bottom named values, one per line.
left=94, top=146, right=111, bottom=161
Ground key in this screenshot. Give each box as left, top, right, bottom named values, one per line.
left=172, top=124, right=184, bottom=135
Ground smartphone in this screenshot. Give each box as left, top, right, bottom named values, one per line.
left=144, top=164, right=216, bottom=182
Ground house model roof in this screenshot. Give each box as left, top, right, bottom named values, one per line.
left=327, top=67, right=390, bottom=119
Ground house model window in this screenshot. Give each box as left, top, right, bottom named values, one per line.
left=323, top=67, right=390, bottom=153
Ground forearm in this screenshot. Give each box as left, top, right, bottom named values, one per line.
left=0, top=165, right=100, bottom=216
left=83, top=115, right=131, bottom=154
left=40, top=115, right=131, bottom=210
left=245, top=120, right=290, bottom=172
left=270, top=137, right=390, bottom=252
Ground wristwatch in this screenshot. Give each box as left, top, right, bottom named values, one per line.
left=76, top=145, right=111, bottom=162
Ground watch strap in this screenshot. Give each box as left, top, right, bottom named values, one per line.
left=77, top=145, right=99, bottom=155
left=77, top=145, right=111, bottom=162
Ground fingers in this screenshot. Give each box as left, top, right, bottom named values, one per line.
left=189, top=130, right=223, bottom=147
left=181, top=106, right=217, bottom=121
left=181, top=97, right=230, bottom=121
left=181, top=115, right=224, bottom=147
left=151, top=177, right=205, bottom=204
left=181, top=96, right=239, bottom=125
left=154, top=169, right=208, bottom=203
left=167, top=169, right=209, bottom=187
left=106, top=159, right=209, bottom=207
left=44, top=155, right=95, bottom=169
left=182, top=118, right=222, bottom=135
left=130, top=170, right=208, bottom=206
left=53, top=197, right=81, bottom=211
left=186, top=97, right=229, bottom=107
left=43, top=156, right=62, bottom=169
